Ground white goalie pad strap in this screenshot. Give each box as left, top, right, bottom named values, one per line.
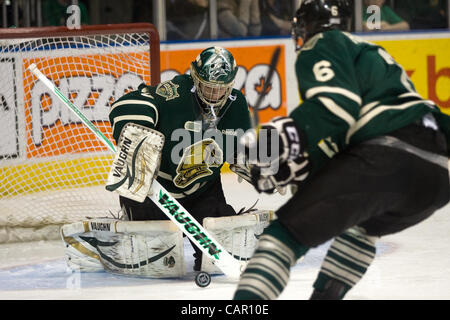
left=106, top=123, right=165, bottom=203
left=201, top=210, right=275, bottom=274
left=61, top=218, right=180, bottom=236
left=61, top=219, right=185, bottom=278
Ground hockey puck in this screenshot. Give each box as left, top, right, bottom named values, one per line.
left=195, top=271, right=211, bottom=288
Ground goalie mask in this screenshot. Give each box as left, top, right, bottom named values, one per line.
left=292, top=0, right=352, bottom=50
left=190, top=46, right=238, bottom=121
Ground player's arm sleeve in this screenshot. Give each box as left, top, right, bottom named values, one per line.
left=109, top=85, right=159, bottom=142
left=290, top=35, right=361, bottom=166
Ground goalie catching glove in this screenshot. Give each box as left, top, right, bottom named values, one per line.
left=106, top=123, right=164, bottom=202
left=243, top=116, right=311, bottom=194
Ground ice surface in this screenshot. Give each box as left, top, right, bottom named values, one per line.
left=0, top=174, right=449, bottom=300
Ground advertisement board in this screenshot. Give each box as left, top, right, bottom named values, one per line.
left=370, top=36, right=450, bottom=114
left=160, top=44, right=287, bottom=124
left=1, top=32, right=449, bottom=194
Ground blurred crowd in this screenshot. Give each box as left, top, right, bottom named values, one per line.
left=1, top=0, right=449, bottom=38
left=363, top=0, right=448, bottom=32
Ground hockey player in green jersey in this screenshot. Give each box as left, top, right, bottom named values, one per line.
left=107, top=46, right=252, bottom=271
left=233, top=0, right=450, bottom=299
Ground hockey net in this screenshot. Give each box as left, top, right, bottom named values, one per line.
left=0, top=23, right=160, bottom=243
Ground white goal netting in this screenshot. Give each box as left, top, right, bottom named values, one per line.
left=0, top=24, right=160, bottom=243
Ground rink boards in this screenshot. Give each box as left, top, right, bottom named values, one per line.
left=1, top=32, right=449, bottom=196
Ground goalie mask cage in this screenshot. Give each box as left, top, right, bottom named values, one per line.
left=0, top=23, right=160, bottom=243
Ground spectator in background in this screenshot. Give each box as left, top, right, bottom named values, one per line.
left=42, top=0, right=89, bottom=26
left=218, top=0, right=261, bottom=38
left=133, top=0, right=153, bottom=24
left=166, top=0, right=210, bottom=40
left=0, top=0, right=22, bottom=27
left=363, top=0, right=409, bottom=32
left=259, top=0, right=294, bottom=36
left=394, top=0, right=447, bottom=30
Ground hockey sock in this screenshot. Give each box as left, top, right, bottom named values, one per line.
left=233, top=220, right=308, bottom=300
left=310, top=227, right=377, bottom=300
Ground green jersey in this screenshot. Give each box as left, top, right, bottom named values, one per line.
left=109, top=74, right=251, bottom=199
left=291, top=30, right=450, bottom=175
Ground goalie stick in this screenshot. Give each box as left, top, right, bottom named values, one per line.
left=28, top=63, right=242, bottom=279
left=244, top=46, right=287, bottom=195
left=251, top=46, right=281, bottom=128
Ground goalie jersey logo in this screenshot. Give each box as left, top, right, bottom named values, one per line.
left=174, top=139, right=223, bottom=188
left=156, top=80, right=180, bottom=101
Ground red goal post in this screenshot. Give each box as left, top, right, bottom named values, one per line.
left=0, top=23, right=160, bottom=243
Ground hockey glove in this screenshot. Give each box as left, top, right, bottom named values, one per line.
left=106, top=123, right=165, bottom=202
left=243, top=117, right=310, bottom=194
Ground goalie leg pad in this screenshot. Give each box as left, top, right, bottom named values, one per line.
left=62, top=219, right=186, bottom=278
left=62, top=232, right=104, bottom=272
left=106, top=123, right=165, bottom=203
left=200, top=210, right=274, bottom=274
left=96, top=230, right=185, bottom=278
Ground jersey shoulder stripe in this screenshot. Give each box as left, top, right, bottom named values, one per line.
left=111, top=114, right=155, bottom=135
left=318, top=97, right=356, bottom=129
left=346, top=99, right=436, bottom=143
left=110, top=99, right=159, bottom=126
left=306, top=86, right=362, bottom=106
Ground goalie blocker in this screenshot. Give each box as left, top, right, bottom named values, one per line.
left=61, top=210, right=275, bottom=278
left=106, top=122, right=165, bottom=202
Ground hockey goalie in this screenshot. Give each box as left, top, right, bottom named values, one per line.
left=61, top=46, right=275, bottom=278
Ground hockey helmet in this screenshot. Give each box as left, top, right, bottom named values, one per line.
left=190, top=46, right=238, bottom=110
left=292, top=0, right=353, bottom=50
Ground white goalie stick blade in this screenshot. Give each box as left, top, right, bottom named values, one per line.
left=251, top=46, right=281, bottom=128
left=61, top=219, right=185, bottom=278
left=201, top=210, right=275, bottom=274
